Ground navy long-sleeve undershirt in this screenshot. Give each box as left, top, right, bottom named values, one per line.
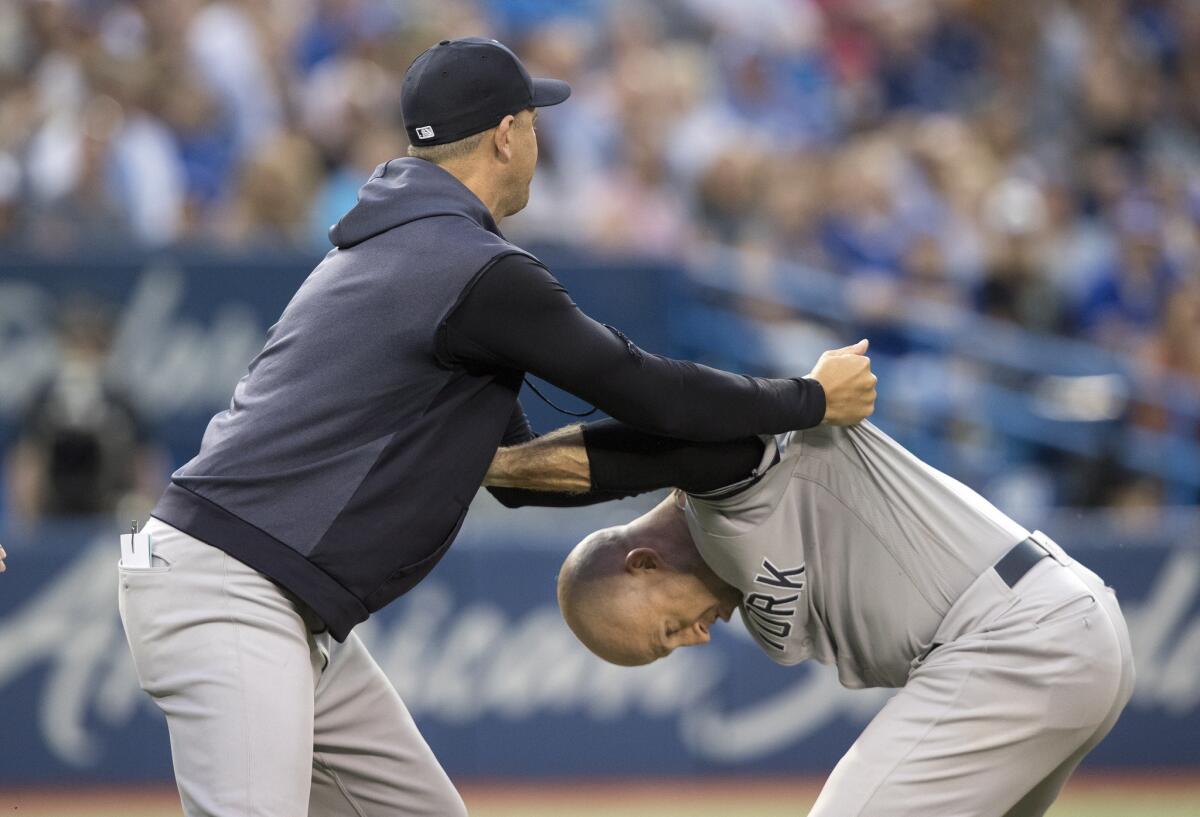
left=438, top=252, right=824, bottom=442
left=439, top=252, right=798, bottom=507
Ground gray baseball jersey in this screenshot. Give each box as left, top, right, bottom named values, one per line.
left=683, top=420, right=1029, bottom=689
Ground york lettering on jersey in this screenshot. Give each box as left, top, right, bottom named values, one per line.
left=744, top=558, right=805, bottom=651
left=756, top=558, right=805, bottom=590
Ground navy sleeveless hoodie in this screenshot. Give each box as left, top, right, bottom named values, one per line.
left=154, top=158, right=533, bottom=639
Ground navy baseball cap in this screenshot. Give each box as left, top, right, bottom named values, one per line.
left=401, top=37, right=571, bottom=147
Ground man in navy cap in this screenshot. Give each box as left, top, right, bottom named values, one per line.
left=118, top=37, right=877, bottom=817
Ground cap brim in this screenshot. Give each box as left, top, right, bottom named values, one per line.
left=531, top=77, right=571, bottom=107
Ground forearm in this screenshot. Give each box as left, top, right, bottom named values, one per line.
left=561, top=346, right=824, bottom=442
left=484, top=424, right=591, bottom=492
left=485, top=425, right=641, bottom=507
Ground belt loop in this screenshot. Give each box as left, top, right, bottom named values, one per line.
left=1030, top=530, right=1072, bottom=567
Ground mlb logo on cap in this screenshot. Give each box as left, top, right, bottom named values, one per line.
left=416, top=126, right=435, bottom=140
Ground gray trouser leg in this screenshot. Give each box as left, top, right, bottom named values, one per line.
left=1000, top=563, right=1136, bottom=817
left=119, top=520, right=321, bottom=816
left=119, top=519, right=463, bottom=817
left=307, top=632, right=466, bottom=817
left=809, top=555, right=1134, bottom=817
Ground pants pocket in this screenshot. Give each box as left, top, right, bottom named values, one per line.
left=1033, top=593, right=1095, bottom=628
left=117, top=554, right=173, bottom=573
left=118, top=568, right=170, bottom=693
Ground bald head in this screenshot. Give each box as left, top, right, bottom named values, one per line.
left=557, top=526, right=650, bottom=666
left=556, top=498, right=741, bottom=667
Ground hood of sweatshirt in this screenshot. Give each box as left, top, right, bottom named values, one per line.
left=329, top=157, right=501, bottom=249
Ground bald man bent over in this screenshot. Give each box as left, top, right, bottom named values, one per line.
left=485, top=420, right=1134, bottom=817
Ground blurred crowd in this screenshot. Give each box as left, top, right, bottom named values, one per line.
left=2, top=0, right=1199, bottom=519
left=0, top=1, right=1193, bottom=336
left=2, top=0, right=1199, bottom=365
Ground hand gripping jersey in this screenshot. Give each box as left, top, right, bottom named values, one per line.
left=683, top=421, right=1030, bottom=689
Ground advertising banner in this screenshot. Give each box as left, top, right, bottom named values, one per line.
left=0, top=506, right=1196, bottom=784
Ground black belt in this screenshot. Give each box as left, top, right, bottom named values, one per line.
left=993, top=536, right=1050, bottom=589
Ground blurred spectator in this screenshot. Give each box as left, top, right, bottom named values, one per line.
left=976, top=177, right=1065, bottom=333
left=1157, top=275, right=1200, bottom=381
left=904, top=232, right=961, bottom=307
left=694, top=146, right=768, bottom=246
left=1077, top=198, right=1179, bottom=351
left=821, top=134, right=919, bottom=276
left=0, top=149, right=21, bottom=240
left=867, top=0, right=986, bottom=114
left=217, top=130, right=324, bottom=246
left=186, top=0, right=284, bottom=158
left=27, top=94, right=135, bottom=252
left=755, top=151, right=830, bottom=268
left=4, top=299, right=166, bottom=529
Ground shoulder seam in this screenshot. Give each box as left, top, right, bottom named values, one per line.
left=433, top=249, right=539, bottom=369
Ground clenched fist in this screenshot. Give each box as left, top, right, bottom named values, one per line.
left=808, top=339, right=877, bottom=425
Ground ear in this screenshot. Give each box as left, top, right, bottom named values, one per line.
left=493, top=114, right=516, bottom=162
left=625, top=547, right=662, bottom=573
left=687, top=618, right=712, bottom=644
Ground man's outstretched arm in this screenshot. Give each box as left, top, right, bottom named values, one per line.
left=442, top=254, right=876, bottom=441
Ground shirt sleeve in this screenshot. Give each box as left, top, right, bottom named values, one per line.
left=582, top=419, right=766, bottom=495
left=439, top=253, right=825, bottom=442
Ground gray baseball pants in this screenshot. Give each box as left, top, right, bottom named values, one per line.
left=809, top=533, right=1135, bottom=817
left=118, top=518, right=467, bottom=817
